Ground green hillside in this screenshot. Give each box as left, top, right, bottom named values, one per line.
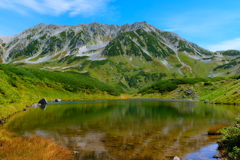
left=138, top=77, right=240, bottom=104
left=0, top=64, right=120, bottom=119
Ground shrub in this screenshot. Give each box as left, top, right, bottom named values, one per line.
left=217, top=118, right=240, bottom=159
left=204, top=82, right=212, bottom=86
left=139, top=80, right=178, bottom=94
left=138, top=77, right=225, bottom=95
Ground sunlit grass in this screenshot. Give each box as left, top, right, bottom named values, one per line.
left=0, top=129, right=72, bottom=160
left=207, top=124, right=229, bottom=135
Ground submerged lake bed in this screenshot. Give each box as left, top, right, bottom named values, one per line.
left=4, top=99, right=240, bottom=160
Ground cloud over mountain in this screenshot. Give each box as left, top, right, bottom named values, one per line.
left=207, top=38, right=240, bottom=51
left=0, top=0, right=114, bottom=16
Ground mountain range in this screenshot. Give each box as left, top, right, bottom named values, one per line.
left=0, top=22, right=239, bottom=92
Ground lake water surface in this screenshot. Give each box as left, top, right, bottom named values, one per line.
left=4, top=99, right=240, bottom=160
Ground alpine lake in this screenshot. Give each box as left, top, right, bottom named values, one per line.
left=3, top=99, right=240, bottom=160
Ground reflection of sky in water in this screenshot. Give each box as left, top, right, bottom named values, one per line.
left=184, top=144, right=221, bottom=160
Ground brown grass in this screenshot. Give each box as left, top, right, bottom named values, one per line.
left=0, top=129, right=73, bottom=160
left=207, top=124, right=229, bottom=135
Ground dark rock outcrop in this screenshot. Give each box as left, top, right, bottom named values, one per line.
left=38, top=98, right=48, bottom=105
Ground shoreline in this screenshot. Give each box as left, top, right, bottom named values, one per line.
left=1, top=96, right=239, bottom=123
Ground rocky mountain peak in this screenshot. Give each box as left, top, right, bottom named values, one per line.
left=0, top=22, right=240, bottom=91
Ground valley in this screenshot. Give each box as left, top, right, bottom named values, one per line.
left=0, top=22, right=240, bottom=160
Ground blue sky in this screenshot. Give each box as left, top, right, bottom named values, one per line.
left=0, top=0, right=240, bottom=51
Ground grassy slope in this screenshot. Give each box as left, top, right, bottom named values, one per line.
left=0, top=64, right=120, bottom=119
left=197, top=78, right=240, bottom=104
left=138, top=77, right=240, bottom=104
left=1, top=62, right=239, bottom=121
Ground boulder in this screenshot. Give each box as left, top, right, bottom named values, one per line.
left=38, top=98, right=48, bottom=105
left=55, top=98, right=62, bottom=102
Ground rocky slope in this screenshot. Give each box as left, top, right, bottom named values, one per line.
left=0, top=22, right=239, bottom=92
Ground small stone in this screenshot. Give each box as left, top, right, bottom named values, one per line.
left=173, top=156, right=180, bottom=160
left=72, top=151, right=79, bottom=155
left=213, top=154, right=222, bottom=158
left=31, top=103, right=39, bottom=108
left=55, top=98, right=62, bottom=102
left=0, top=120, right=5, bottom=124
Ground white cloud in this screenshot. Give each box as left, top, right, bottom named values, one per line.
left=164, top=28, right=179, bottom=32
left=207, top=38, right=240, bottom=51
left=0, top=0, right=114, bottom=16
left=160, top=10, right=240, bottom=36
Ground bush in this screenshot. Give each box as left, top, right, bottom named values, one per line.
left=204, top=82, right=212, bottom=86
left=231, top=75, right=240, bottom=80
left=139, top=80, right=178, bottom=94
left=138, top=77, right=225, bottom=95
left=218, top=118, right=240, bottom=160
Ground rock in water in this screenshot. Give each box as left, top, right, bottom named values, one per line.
left=213, top=154, right=222, bottom=158
left=55, top=98, right=62, bottom=102
left=173, top=156, right=180, bottom=160
left=38, top=98, right=48, bottom=105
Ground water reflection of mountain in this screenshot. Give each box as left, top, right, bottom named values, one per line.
left=5, top=100, right=239, bottom=131
left=4, top=99, right=240, bottom=160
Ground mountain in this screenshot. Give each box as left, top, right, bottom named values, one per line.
left=0, top=22, right=239, bottom=92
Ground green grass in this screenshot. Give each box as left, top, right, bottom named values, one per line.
left=222, top=50, right=240, bottom=56
left=0, top=63, right=121, bottom=119
left=138, top=76, right=240, bottom=104
left=178, top=52, right=216, bottom=77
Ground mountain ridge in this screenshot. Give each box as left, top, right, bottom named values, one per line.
left=0, top=22, right=239, bottom=91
